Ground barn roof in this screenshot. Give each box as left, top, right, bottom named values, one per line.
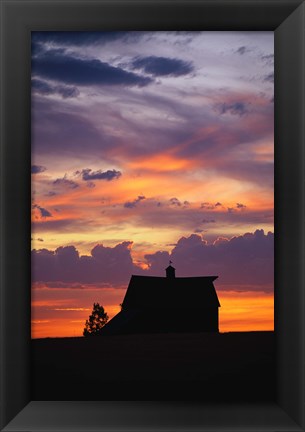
left=122, top=275, right=220, bottom=309
left=99, top=309, right=139, bottom=335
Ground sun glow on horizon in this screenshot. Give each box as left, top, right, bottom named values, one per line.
left=31, top=31, right=274, bottom=339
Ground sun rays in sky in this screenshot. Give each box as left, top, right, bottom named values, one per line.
left=31, top=31, right=274, bottom=338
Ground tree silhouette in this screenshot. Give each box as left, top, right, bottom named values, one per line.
left=83, top=302, right=109, bottom=337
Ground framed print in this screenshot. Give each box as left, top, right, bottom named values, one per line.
left=0, top=1, right=304, bottom=431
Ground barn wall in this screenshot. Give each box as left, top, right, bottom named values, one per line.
left=122, top=307, right=219, bottom=334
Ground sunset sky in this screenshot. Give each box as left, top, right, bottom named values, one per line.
left=31, top=31, right=274, bottom=338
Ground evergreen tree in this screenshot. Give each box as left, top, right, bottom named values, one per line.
left=83, top=302, right=108, bottom=336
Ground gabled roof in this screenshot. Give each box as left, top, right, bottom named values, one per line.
left=100, top=309, right=139, bottom=335
left=122, top=275, right=220, bottom=309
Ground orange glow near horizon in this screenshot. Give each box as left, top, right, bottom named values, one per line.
left=31, top=32, right=274, bottom=340
left=218, top=291, right=274, bottom=332
left=31, top=289, right=273, bottom=339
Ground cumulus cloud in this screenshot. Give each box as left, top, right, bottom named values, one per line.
left=32, top=230, right=274, bottom=292
left=81, top=168, right=121, bottom=181
left=31, top=165, right=46, bottom=174
left=124, top=195, right=146, bottom=209
left=32, top=241, right=135, bottom=285
left=32, top=50, right=153, bottom=87
left=144, top=229, right=274, bottom=291
left=131, top=56, right=193, bottom=77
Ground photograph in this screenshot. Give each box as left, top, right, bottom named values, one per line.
left=30, top=31, right=275, bottom=402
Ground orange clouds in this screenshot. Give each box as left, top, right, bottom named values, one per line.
left=31, top=32, right=274, bottom=339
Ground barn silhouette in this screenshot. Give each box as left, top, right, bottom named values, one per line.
left=101, top=264, right=220, bottom=335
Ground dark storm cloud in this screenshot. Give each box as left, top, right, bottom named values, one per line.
left=32, top=78, right=80, bottom=99
left=124, top=196, right=146, bottom=209
left=145, top=230, right=274, bottom=291
left=32, top=50, right=153, bottom=87
left=33, top=204, right=52, bottom=218
left=216, top=102, right=248, bottom=116
left=31, top=165, right=46, bottom=174
left=131, top=56, right=193, bottom=77
left=81, top=169, right=122, bottom=181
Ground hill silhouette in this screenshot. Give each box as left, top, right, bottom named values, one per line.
left=32, top=331, right=275, bottom=401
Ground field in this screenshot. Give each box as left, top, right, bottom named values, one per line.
left=32, top=331, right=275, bottom=402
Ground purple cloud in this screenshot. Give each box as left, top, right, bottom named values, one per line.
left=236, top=203, right=246, bottom=209
left=236, top=46, right=251, bottom=55
left=81, top=169, right=121, bottom=181
left=32, top=204, right=52, bottom=218
left=264, top=72, right=274, bottom=83
left=131, top=56, right=193, bottom=77
left=32, top=50, right=153, bottom=87
left=53, top=175, right=79, bottom=189
left=32, top=78, right=80, bottom=99
left=124, top=195, right=146, bottom=209
left=32, top=241, right=135, bottom=285
left=32, top=230, right=274, bottom=292
left=216, top=102, right=249, bottom=116
left=145, top=229, right=274, bottom=291
left=201, top=202, right=216, bottom=210
left=169, top=197, right=182, bottom=207
left=31, top=165, right=46, bottom=174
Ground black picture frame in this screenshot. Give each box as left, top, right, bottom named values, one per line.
left=0, top=0, right=304, bottom=430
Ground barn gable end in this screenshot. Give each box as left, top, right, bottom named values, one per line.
left=101, top=266, right=220, bottom=335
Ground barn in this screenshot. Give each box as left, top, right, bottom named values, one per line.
left=101, top=264, right=220, bottom=335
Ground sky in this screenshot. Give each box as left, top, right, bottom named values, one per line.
left=31, top=31, right=274, bottom=338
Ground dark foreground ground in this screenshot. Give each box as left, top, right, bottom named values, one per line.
left=32, top=331, right=275, bottom=402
